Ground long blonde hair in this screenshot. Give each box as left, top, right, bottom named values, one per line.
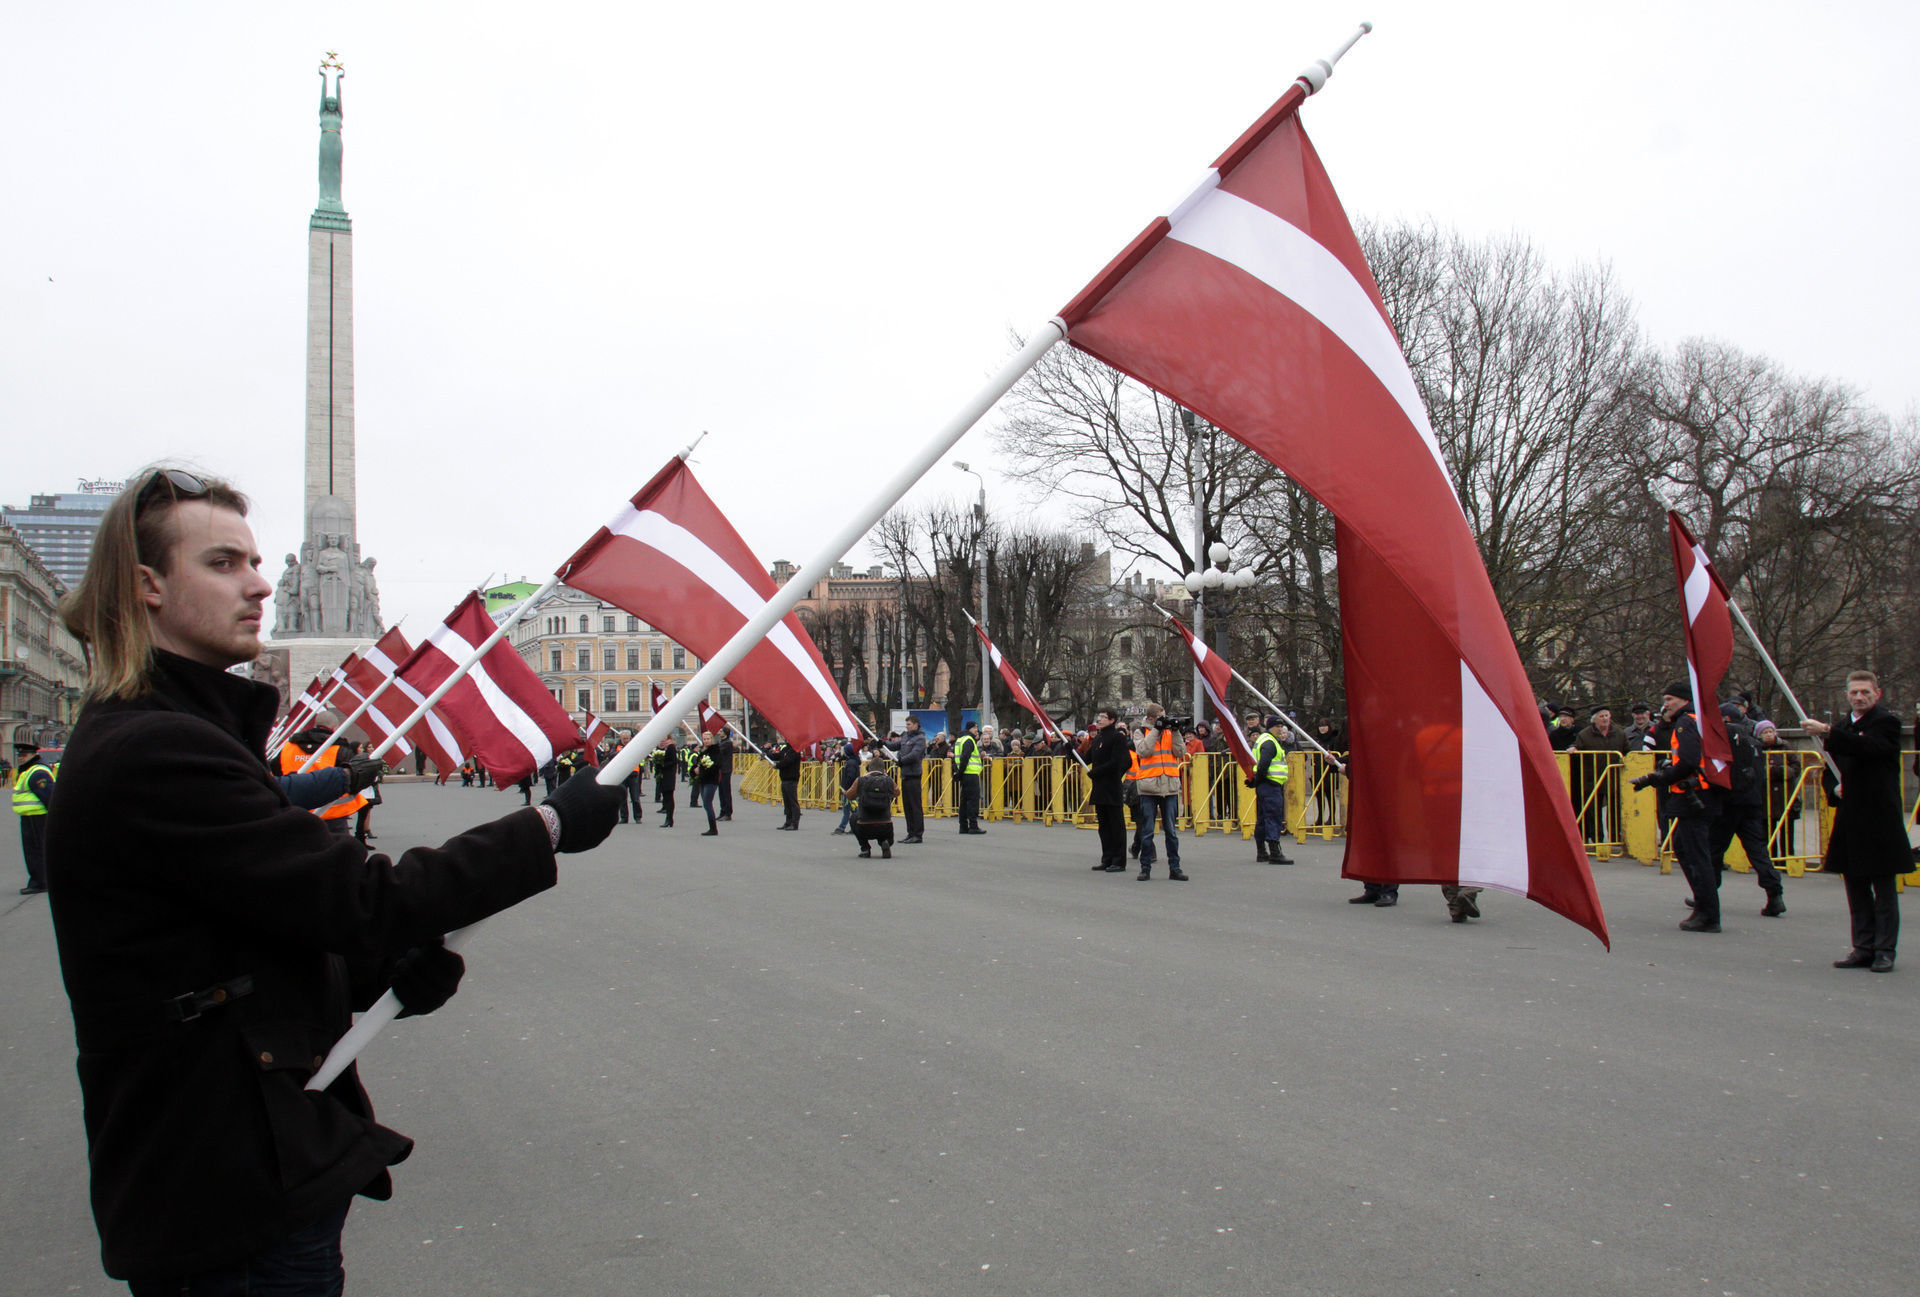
left=59, top=467, right=250, bottom=701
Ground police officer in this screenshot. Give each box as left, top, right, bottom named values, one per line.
left=954, top=721, right=986, bottom=834
left=12, top=738, right=54, bottom=895
left=1246, top=716, right=1294, bottom=864
left=1631, top=680, right=1722, bottom=932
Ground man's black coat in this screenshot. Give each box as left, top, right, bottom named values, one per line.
left=46, top=651, right=556, bottom=1280
left=1820, top=702, right=1909, bottom=879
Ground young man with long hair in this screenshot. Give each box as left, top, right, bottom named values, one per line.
left=46, top=467, right=625, bottom=1292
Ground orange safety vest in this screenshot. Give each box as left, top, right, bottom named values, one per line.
left=1125, top=749, right=1141, bottom=781
left=1668, top=714, right=1709, bottom=792
left=279, top=742, right=368, bottom=819
left=1137, top=727, right=1182, bottom=780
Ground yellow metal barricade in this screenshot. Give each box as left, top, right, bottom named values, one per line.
left=1765, top=749, right=1825, bottom=875
left=923, top=759, right=956, bottom=820
left=738, top=753, right=775, bottom=803
left=1187, top=753, right=1252, bottom=837
left=1298, top=751, right=1347, bottom=840
left=1556, top=750, right=1628, bottom=860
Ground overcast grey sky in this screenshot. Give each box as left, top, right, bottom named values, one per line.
left=6, top=1, right=1915, bottom=637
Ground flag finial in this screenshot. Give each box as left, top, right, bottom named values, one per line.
left=1296, top=22, right=1373, bottom=94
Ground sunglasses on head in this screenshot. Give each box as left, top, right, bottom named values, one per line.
left=136, top=468, right=208, bottom=507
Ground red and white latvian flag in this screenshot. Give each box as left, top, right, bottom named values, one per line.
left=972, top=621, right=1067, bottom=744
left=695, top=697, right=729, bottom=735
left=648, top=681, right=671, bottom=716
left=578, top=710, right=613, bottom=765
left=334, top=653, right=416, bottom=764
left=1166, top=616, right=1257, bottom=777
left=362, top=627, right=467, bottom=776
left=396, top=593, right=582, bottom=786
left=336, top=629, right=427, bottom=765
left=557, top=458, right=861, bottom=752
left=268, top=672, right=331, bottom=755
left=1666, top=511, right=1734, bottom=789
left=1057, top=69, right=1607, bottom=942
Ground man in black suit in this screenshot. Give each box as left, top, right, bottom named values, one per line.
left=1805, top=670, right=1908, bottom=972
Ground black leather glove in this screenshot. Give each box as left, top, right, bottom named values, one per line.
left=1629, top=774, right=1654, bottom=791
left=544, top=770, right=626, bottom=853
left=1243, top=778, right=1257, bottom=788
left=392, top=940, right=465, bottom=1018
left=345, top=754, right=384, bottom=792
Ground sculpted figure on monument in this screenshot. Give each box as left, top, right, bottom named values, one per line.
left=274, top=556, right=301, bottom=633
left=315, top=533, right=350, bottom=635
left=298, top=548, right=322, bottom=633
left=348, top=555, right=383, bottom=634
left=317, top=67, right=345, bottom=211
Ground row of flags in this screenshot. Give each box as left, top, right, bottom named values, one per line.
left=276, top=461, right=856, bottom=789
left=293, top=33, right=1774, bottom=952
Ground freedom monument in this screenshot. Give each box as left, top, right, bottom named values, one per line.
left=269, top=55, right=383, bottom=691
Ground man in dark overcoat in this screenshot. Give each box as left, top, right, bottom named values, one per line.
left=1805, top=670, right=1909, bottom=972
left=1085, top=707, right=1132, bottom=873
left=45, top=470, right=625, bottom=1290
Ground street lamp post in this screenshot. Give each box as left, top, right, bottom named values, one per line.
left=953, top=461, right=994, bottom=731
left=1183, top=542, right=1255, bottom=724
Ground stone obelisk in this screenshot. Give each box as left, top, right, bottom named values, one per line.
left=274, top=53, right=382, bottom=651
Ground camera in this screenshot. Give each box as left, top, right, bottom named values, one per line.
left=1157, top=714, right=1192, bottom=731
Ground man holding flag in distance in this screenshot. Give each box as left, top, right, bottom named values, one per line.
left=1664, top=511, right=1787, bottom=919
left=42, top=468, right=626, bottom=1291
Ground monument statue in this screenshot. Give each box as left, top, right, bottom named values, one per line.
left=316, top=58, right=345, bottom=213
left=277, top=52, right=382, bottom=641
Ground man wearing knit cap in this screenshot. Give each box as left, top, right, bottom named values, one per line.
left=1631, top=680, right=1722, bottom=932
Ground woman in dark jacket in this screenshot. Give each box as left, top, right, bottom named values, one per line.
left=1085, top=708, right=1132, bottom=873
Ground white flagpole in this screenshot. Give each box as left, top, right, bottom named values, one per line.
left=1150, top=603, right=1340, bottom=764
left=1652, top=490, right=1839, bottom=778
left=295, top=671, right=401, bottom=773
left=1724, top=598, right=1840, bottom=780
left=358, top=576, right=563, bottom=766
left=313, top=331, right=1066, bottom=1092
left=962, top=608, right=1087, bottom=769
left=590, top=322, right=1067, bottom=787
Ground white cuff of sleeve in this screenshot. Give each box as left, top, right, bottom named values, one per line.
left=537, top=804, right=562, bottom=849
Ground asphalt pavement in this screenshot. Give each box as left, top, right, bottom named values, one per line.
left=3, top=780, right=1915, bottom=1296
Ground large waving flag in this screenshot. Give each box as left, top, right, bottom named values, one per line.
left=1666, top=512, right=1734, bottom=789
left=558, top=458, right=861, bottom=752
left=1166, top=615, right=1257, bottom=777
left=971, top=618, right=1067, bottom=743
left=397, top=593, right=582, bottom=785
left=1057, top=70, right=1607, bottom=942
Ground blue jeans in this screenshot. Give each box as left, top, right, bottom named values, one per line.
left=129, top=1200, right=349, bottom=1296
left=1136, top=794, right=1181, bottom=866
left=701, top=781, right=719, bottom=829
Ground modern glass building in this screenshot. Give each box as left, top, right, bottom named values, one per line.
left=1, top=484, right=123, bottom=593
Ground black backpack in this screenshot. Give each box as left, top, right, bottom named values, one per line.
left=1723, top=718, right=1760, bottom=798
left=855, top=772, right=895, bottom=815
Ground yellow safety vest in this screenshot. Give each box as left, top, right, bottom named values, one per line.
left=12, top=763, right=53, bottom=816
left=957, top=735, right=983, bottom=776
left=1253, top=733, right=1289, bottom=785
